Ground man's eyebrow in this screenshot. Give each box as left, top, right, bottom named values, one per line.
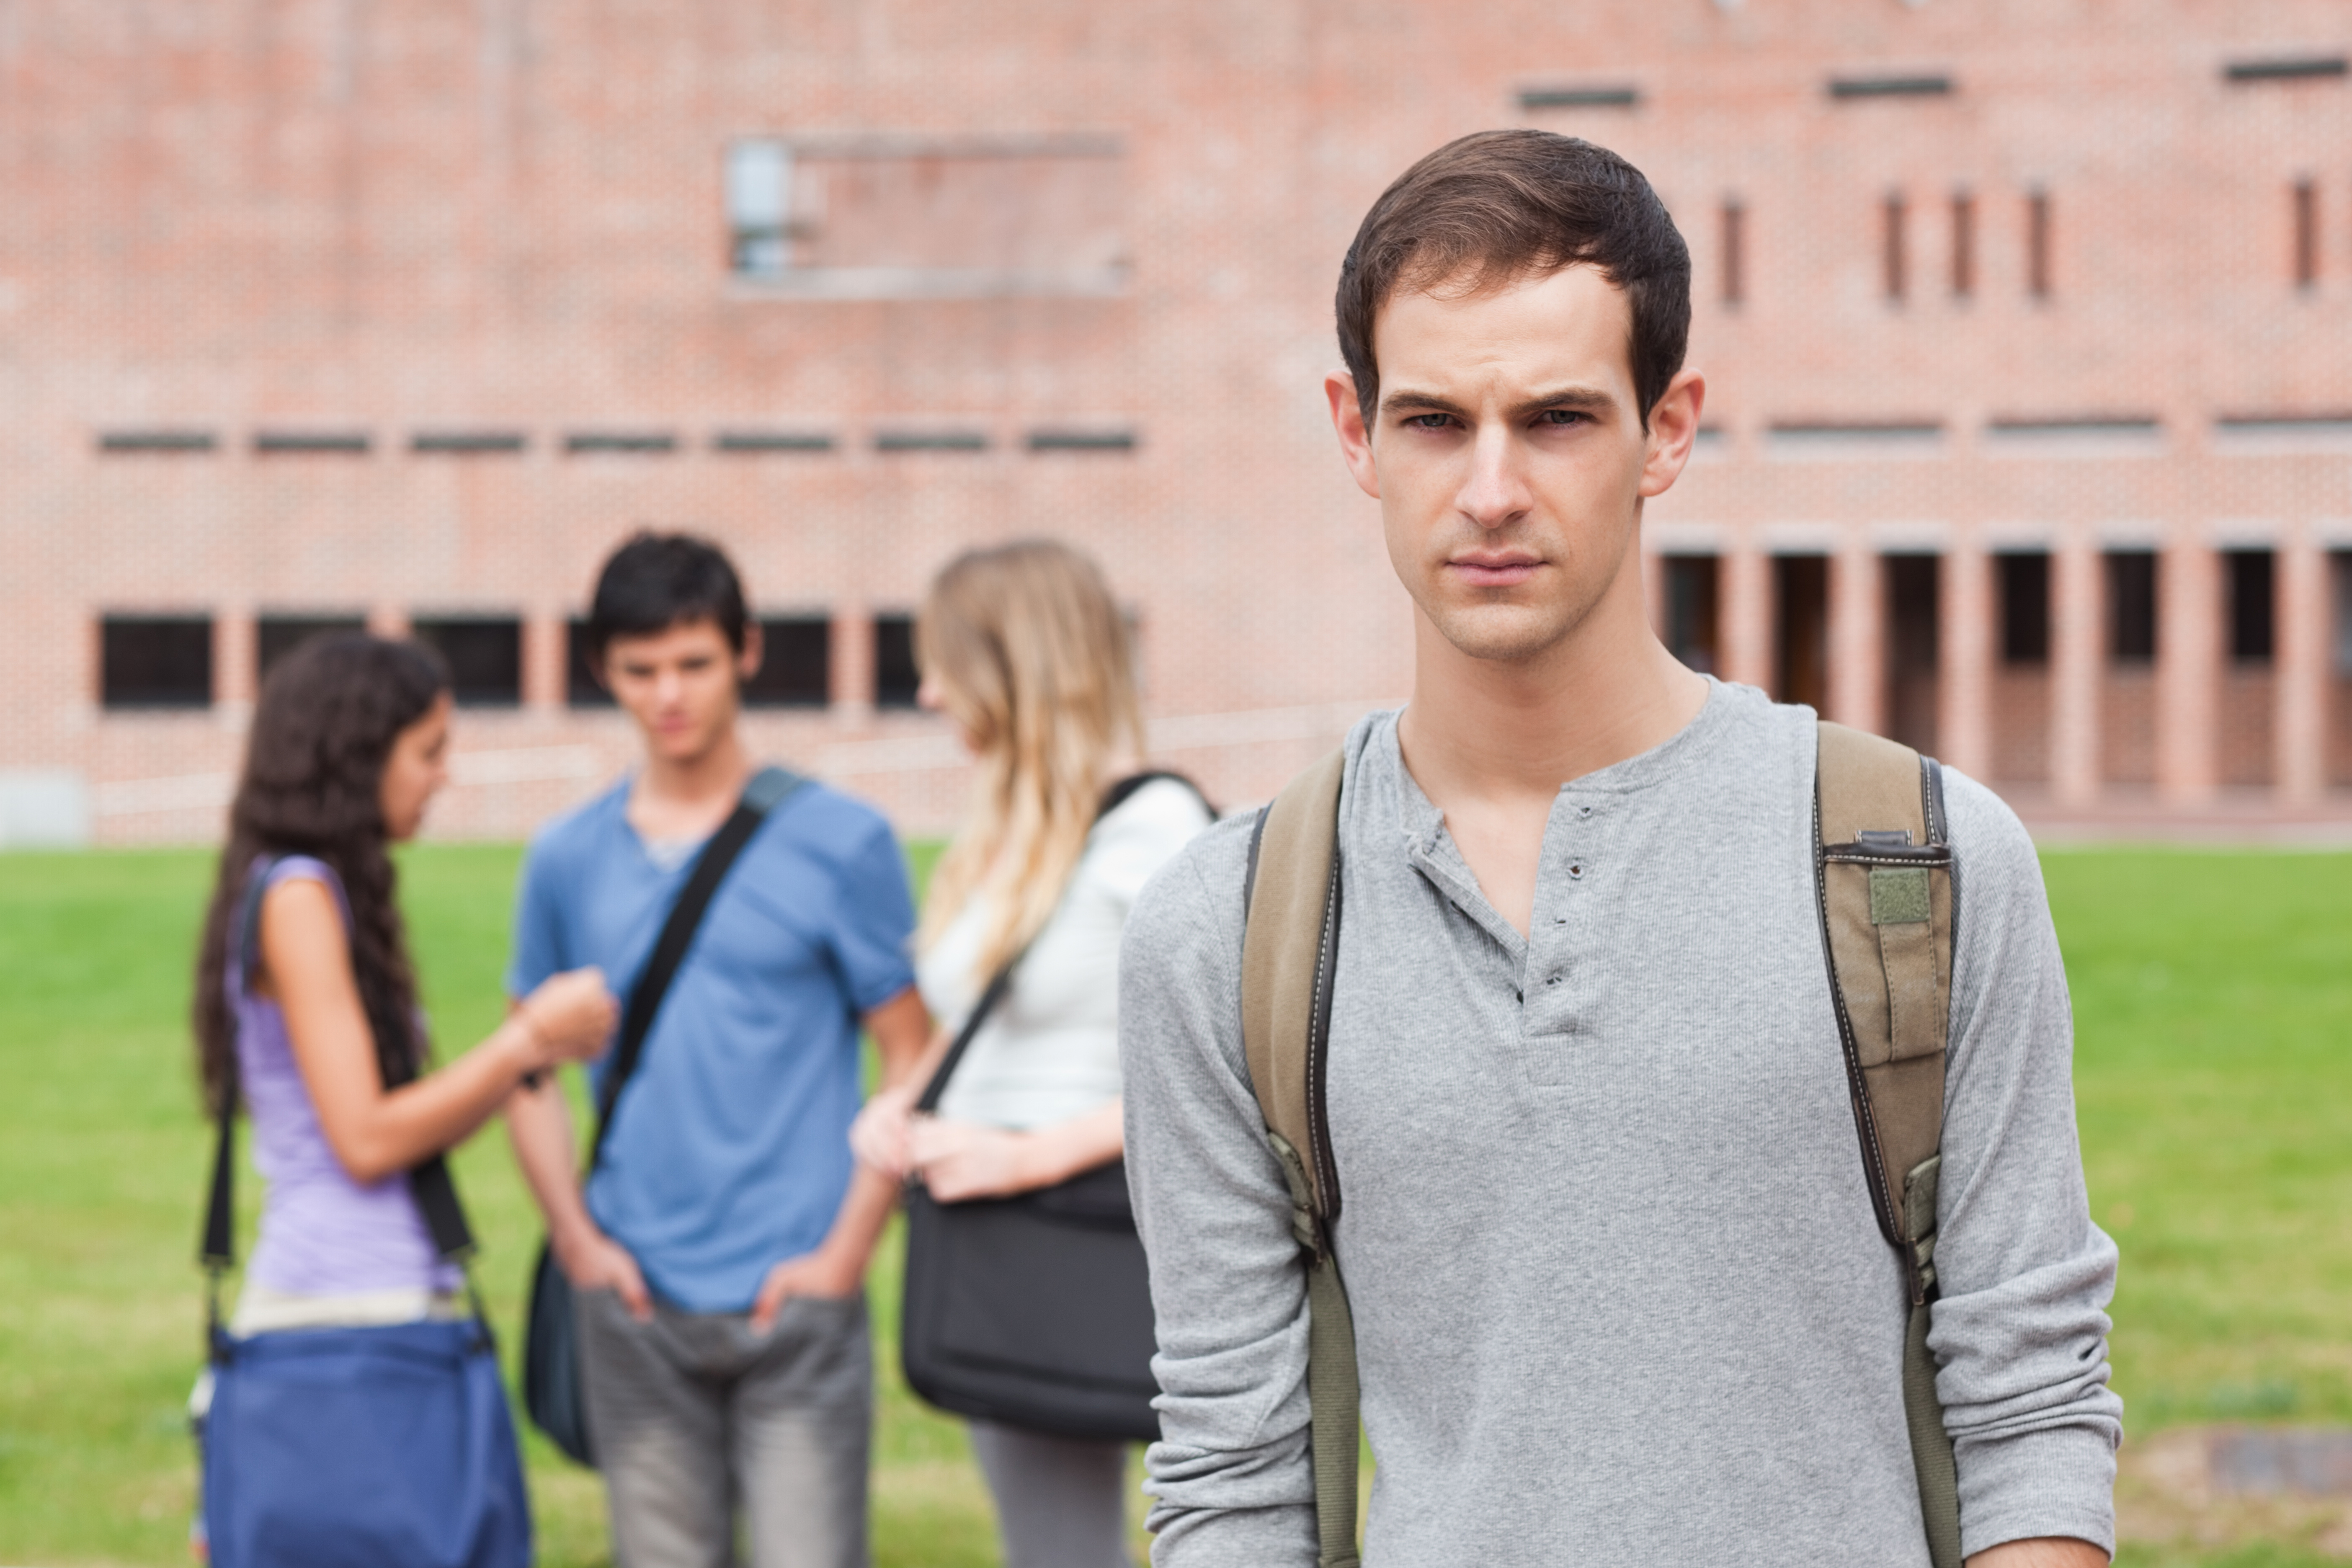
left=1378, top=387, right=1467, bottom=417
left=1509, top=385, right=1617, bottom=417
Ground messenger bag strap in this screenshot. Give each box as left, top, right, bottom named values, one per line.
left=1813, top=720, right=1960, bottom=1568
left=915, top=770, right=1212, bottom=1115
left=588, top=765, right=805, bottom=1168
left=1239, top=748, right=1358, bottom=1568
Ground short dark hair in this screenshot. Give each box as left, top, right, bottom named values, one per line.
left=585, top=531, right=749, bottom=660
left=1336, top=129, right=1692, bottom=431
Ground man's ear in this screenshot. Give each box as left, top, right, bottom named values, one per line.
left=1326, top=371, right=1382, bottom=501
left=738, top=621, right=765, bottom=684
left=1638, top=368, right=1707, bottom=501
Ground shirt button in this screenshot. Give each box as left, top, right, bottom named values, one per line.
left=1577, top=805, right=1594, bottom=819
left=1545, top=975, right=1562, bottom=986
left=1568, top=862, right=1585, bottom=879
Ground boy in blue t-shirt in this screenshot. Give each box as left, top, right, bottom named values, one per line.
left=506, top=533, right=931, bottom=1568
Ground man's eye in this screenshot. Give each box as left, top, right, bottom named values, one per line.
left=1539, top=409, right=1588, bottom=427
left=1403, top=413, right=1453, bottom=430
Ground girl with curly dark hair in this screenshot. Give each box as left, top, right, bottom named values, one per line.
left=191, top=632, right=614, bottom=1326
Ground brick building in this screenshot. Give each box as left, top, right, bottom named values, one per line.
left=3, top=0, right=2349, bottom=845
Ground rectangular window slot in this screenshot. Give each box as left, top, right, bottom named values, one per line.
left=2027, top=190, right=2053, bottom=299
left=727, top=134, right=1127, bottom=299
left=2333, top=552, right=2352, bottom=677
left=2226, top=549, right=2276, bottom=664
left=712, top=431, right=835, bottom=454
left=1883, top=191, right=1908, bottom=302
left=2106, top=552, right=2159, bottom=664
left=1721, top=199, right=1744, bottom=307
left=1027, top=430, right=1136, bottom=452
left=1996, top=553, right=2051, bottom=664
left=2214, top=414, right=2352, bottom=451
left=872, top=614, right=921, bottom=708
left=98, top=430, right=216, bottom=454
left=875, top=431, right=988, bottom=453
left=565, top=431, right=676, bottom=455
left=101, top=616, right=214, bottom=709
left=745, top=617, right=832, bottom=708
left=1519, top=85, right=1639, bottom=110
left=1950, top=191, right=1975, bottom=298
left=254, top=431, right=370, bottom=456
left=2295, top=178, right=2320, bottom=288
left=411, top=616, right=524, bottom=707
left=2226, top=57, right=2349, bottom=83
left=1984, top=417, right=2162, bottom=456
left=412, top=431, right=526, bottom=455
left=1766, top=422, right=1944, bottom=460
left=1828, top=75, right=1953, bottom=99
left=565, top=619, right=614, bottom=708
left=1661, top=555, right=1719, bottom=675
left=257, top=616, right=366, bottom=681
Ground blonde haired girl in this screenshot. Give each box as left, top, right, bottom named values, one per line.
left=852, top=538, right=1212, bottom=1568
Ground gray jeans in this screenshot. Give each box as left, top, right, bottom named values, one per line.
left=967, top=1419, right=1132, bottom=1568
left=577, top=1287, right=872, bottom=1568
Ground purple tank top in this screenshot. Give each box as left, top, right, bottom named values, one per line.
left=234, top=856, right=459, bottom=1295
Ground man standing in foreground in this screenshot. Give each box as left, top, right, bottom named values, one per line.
left=1120, top=132, right=2120, bottom=1565
left=508, top=533, right=930, bottom=1567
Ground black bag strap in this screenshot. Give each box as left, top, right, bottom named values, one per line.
left=913, top=770, right=1212, bottom=1117
left=585, top=766, right=806, bottom=1169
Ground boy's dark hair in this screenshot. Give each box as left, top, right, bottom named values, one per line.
left=1336, top=129, right=1692, bottom=431
left=586, top=531, right=749, bottom=660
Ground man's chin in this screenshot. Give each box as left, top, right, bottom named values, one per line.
left=1424, top=603, right=1576, bottom=665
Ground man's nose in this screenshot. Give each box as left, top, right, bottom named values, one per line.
left=1457, top=425, right=1532, bottom=529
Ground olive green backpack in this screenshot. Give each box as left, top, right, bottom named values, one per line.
left=1238, top=720, right=1960, bottom=1568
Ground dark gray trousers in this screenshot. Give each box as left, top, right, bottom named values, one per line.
left=577, top=1287, right=872, bottom=1568
left=966, top=1419, right=1132, bottom=1568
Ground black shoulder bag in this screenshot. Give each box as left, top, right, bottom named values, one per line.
left=522, top=766, right=806, bottom=1467
left=898, top=772, right=1207, bottom=1443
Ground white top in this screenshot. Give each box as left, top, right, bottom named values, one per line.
left=918, top=776, right=1214, bottom=1130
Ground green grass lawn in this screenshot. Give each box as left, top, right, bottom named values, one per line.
left=0, top=842, right=2347, bottom=1565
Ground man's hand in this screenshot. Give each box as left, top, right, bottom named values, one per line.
left=750, top=1243, right=864, bottom=1333
left=909, top=1117, right=1035, bottom=1202
left=1968, top=1538, right=2108, bottom=1567
left=555, top=1222, right=652, bottom=1323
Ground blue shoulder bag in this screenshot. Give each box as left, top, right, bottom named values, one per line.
left=196, top=856, right=531, bottom=1568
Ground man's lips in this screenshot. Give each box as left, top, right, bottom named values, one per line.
left=1447, top=554, right=1543, bottom=586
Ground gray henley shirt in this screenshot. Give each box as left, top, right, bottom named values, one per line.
left=1119, top=680, right=2121, bottom=1566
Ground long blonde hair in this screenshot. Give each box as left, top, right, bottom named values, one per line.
left=916, top=539, right=1145, bottom=977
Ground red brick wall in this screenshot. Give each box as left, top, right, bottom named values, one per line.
left=8, top=0, right=2352, bottom=841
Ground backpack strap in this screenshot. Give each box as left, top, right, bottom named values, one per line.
left=1813, top=720, right=1961, bottom=1568
left=1238, top=748, right=1359, bottom=1568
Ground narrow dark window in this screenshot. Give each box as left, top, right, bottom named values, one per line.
left=565, top=619, right=615, bottom=708
left=1883, top=555, right=1941, bottom=754
left=257, top=616, right=366, bottom=683
left=872, top=615, right=921, bottom=708
left=2026, top=189, right=2053, bottom=299
left=1773, top=556, right=1831, bottom=709
left=411, top=616, right=523, bottom=707
left=2226, top=549, right=2276, bottom=663
left=726, top=139, right=792, bottom=278
left=101, top=616, right=213, bottom=709
left=744, top=616, right=832, bottom=708
left=1950, top=191, right=1975, bottom=298
left=1721, top=200, right=1745, bottom=307
left=1661, top=556, right=1720, bottom=673
left=1883, top=192, right=1908, bottom=302
left=1996, top=553, right=2051, bottom=664
left=2294, top=178, right=2320, bottom=288
left=2333, top=551, right=2352, bottom=676
left=2106, top=552, right=2158, bottom=664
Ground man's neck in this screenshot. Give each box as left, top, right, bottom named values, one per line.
left=629, top=729, right=755, bottom=839
left=1398, top=598, right=1707, bottom=809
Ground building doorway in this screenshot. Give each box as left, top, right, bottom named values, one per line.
left=1991, top=552, right=2051, bottom=782
left=1661, top=555, right=1720, bottom=675
left=1774, top=555, right=1830, bottom=712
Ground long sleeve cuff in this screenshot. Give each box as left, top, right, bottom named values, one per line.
left=1956, top=1420, right=2120, bottom=1559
